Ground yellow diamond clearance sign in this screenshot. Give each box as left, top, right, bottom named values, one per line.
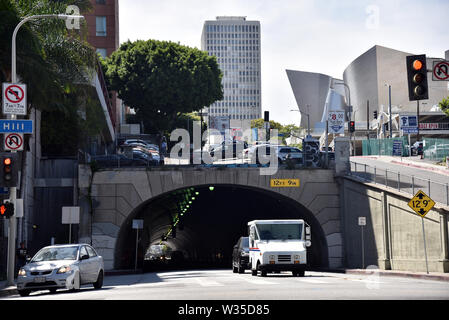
left=407, top=190, right=435, bottom=217
left=270, top=179, right=300, bottom=187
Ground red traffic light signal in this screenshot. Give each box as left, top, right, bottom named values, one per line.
left=1, top=153, right=18, bottom=187
left=406, top=55, right=428, bottom=101
left=0, top=202, right=14, bottom=218
left=349, top=121, right=355, bottom=133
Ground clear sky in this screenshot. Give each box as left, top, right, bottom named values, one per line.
left=119, top=0, right=449, bottom=126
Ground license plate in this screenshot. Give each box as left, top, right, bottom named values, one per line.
left=34, top=277, right=46, bottom=283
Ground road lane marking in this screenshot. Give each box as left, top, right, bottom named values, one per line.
left=194, top=278, right=224, bottom=287
left=296, top=278, right=331, bottom=284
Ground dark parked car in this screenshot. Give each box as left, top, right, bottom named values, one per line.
left=91, top=154, right=148, bottom=167
left=232, top=236, right=250, bottom=274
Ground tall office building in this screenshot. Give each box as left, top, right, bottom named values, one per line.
left=201, top=16, right=262, bottom=122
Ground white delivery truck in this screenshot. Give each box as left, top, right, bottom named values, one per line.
left=248, top=219, right=311, bottom=277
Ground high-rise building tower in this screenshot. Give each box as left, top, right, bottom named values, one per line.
left=201, top=16, right=261, bottom=122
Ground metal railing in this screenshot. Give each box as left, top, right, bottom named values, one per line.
left=349, top=161, right=449, bottom=206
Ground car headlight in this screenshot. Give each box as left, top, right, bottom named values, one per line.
left=18, top=268, right=26, bottom=276
left=57, top=266, right=72, bottom=274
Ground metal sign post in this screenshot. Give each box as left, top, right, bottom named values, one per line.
left=358, top=217, right=366, bottom=269
left=132, top=219, right=144, bottom=271
left=408, top=190, right=435, bottom=274
left=62, top=207, right=80, bottom=244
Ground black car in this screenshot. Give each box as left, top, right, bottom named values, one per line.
left=232, top=236, right=250, bottom=274
left=210, top=141, right=249, bottom=160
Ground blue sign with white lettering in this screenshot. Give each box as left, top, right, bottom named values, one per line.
left=0, top=119, right=33, bottom=133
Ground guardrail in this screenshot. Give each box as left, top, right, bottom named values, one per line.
left=348, top=161, right=449, bottom=206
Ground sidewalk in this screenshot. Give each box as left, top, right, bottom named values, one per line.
left=0, top=280, right=17, bottom=298
left=356, top=155, right=449, bottom=176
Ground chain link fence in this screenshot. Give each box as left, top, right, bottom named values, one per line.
left=349, top=161, right=449, bottom=206
left=362, top=137, right=410, bottom=156
left=423, top=138, right=449, bottom=162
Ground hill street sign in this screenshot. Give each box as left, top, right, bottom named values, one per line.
left=408, top=190, right=435, bottom=217
left=0, top=119, right=33, bottom=134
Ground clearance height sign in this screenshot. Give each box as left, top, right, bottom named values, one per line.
left=270, top=179, right=300, bottom=187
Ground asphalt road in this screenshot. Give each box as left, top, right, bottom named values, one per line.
left=3, top=269, right=449, bottom=300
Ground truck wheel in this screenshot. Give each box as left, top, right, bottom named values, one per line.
left=261, top=270, right=267, bottom=277
left=251, top=269, right=257, bottom=276
left=238, top=265, right=245, bottom=274
left=232, top=265, right=238, bottom=273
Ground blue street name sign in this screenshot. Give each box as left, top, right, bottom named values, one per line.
left=0, top=119, right=33, bottom=133
left=0, top=187, right=9, bottom=195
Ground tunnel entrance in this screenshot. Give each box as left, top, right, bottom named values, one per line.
left=115, top=184, right=329, bottom=271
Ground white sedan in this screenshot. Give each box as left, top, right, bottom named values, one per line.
left=16, top=244, right=104, bottom=296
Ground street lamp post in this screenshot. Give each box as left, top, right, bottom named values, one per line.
left=6, top=13, right=84, bottom=287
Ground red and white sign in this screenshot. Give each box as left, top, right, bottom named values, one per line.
left=419, top=123, right=439, bottom=130
left=432, top=60, right=449, bottom=81
left=2, top=83, right=27, bottom=115
left=4, top=133, right=24, bottom=151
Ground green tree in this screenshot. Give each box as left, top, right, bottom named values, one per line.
left=439, top=96, right=449, bottom=116
left=102, top=39, right=223, bottom=134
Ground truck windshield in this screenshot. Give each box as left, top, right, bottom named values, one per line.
left=256, top=223, right=303, bottom=240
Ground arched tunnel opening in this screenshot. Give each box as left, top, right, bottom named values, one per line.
left=115, top=185, right=329, bottom=272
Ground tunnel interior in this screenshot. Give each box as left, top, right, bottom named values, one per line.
left=115, top=184, right=329, bottom=271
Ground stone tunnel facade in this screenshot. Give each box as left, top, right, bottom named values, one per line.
left=78, top=167, right=342, bottom=270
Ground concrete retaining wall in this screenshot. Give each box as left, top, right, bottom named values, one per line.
left=342, top=177, right=449, bottom=273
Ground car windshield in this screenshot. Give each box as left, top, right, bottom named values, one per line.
left=256, top=223, right=303, bottom=240
left=31, top=247, right=79, bottom=262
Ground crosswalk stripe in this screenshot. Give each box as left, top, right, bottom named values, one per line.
left=194, top=278, right=224, bottom=287
left=296, top=278, right=331, bottom=284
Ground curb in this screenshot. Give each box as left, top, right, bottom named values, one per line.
left=391, top=160, right=449, bottom=176
left=0, top=286, right=17, bottom=298
left=321, top=268, right=449, bottom=283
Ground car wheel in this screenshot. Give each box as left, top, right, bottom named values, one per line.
left=232, top=265, right=238, bottom=273
left=251, top=269, right=257, bottom=276
left=238, top=265, right=245, bottom=274
left=18, top=289, right=30, bottom=297
left=93, top=270, right=104, bottom=289
left=260, top=270, right=267, bottom=277
left=278, top=158, right=283, bottom=164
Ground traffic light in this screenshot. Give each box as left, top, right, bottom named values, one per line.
left=373, top=110, right=378, bottom=119
left=264, top=111, right=269, bottom=122
left=302, top=137, right=320, bottom=168
left=0, top=153, right=18, bottom=187
left=406, top=55, right=428, bottom=101
left=0, top=201, right=14, bottom=219
left=349, top=121, right=355, bottom=133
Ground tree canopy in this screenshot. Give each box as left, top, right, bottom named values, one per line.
left=102, top=39, right=223, bottom=133
left=439, top=96, right=449, bottom=117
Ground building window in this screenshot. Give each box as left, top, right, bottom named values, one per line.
left=96, top=16, right=107, bottom=36
left=96, top=48, right=107, bottom=58
left=96, top=0, right=106, bottom=4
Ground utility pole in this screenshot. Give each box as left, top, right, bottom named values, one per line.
left=367, top=100, right=370, bottom=140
